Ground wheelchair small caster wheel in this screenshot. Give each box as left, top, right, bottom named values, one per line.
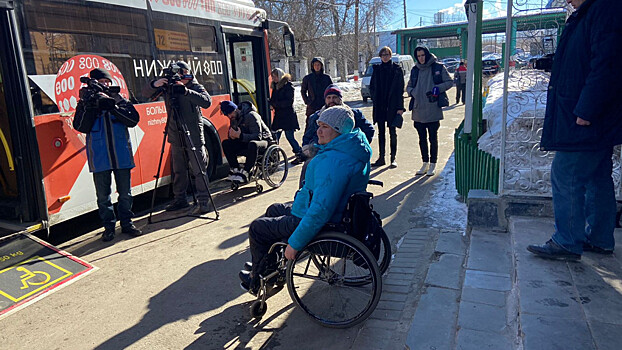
left=250, top=300, right=267, bottom=319
left=256, top=184, right=263, bottom=193
left=231, top=182, right=239, bottom=191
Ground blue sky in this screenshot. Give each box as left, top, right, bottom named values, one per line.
left=383, top=0, right=509, bottom=30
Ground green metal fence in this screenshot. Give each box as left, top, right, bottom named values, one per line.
left=455, top=122, right=500, bottom=197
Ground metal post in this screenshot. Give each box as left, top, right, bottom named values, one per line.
left=464, top=1, right=478, bottom=135
left=500, top=0, right=513, bottom=195
left=403, top=0, right=407, bottom=28
left=354, top=0, right=359, bottom=78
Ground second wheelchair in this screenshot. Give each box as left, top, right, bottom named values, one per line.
left=230, top=141, right=289, bottom=194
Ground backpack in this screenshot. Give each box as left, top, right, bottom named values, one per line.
left=344, top=192, right=382, bottom=262
left=408, top=62, right=450, bottom=110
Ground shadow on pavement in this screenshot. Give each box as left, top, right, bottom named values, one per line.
left=93, top=252, right=250, bottom=349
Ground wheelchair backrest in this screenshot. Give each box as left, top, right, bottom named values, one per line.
left=343, top=191, right=382, bottom=259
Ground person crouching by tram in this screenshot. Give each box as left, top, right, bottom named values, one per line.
left=220, top=100, right=273, bottom=184
left=146, top=62, right=213, bottom=215
left=73, top=68, right=142, bottom=242
left=238, top=106, right=372, bottom=294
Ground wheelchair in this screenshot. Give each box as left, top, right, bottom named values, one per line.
left=230, top=137, right=289, bottom=194
left=247, top=181, right=391, bottom=328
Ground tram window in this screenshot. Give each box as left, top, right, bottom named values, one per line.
left=189, top=25, right=217, bottom=52
left=20, top=0, right=152, bottom=113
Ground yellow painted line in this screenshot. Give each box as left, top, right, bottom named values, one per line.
left=0, top=127, right=14, bottom=171
left=0, top=256, right=73, bottom=302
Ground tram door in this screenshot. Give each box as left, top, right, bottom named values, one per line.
left=226, top=33, right=270, bottom=124
left=0, top=1, right=48, bottom=234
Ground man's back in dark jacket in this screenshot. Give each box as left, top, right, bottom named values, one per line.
left=541, top=0, right=622, bottom=151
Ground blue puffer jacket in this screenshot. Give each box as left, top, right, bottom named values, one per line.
left=288, top=129, right=372, bottom=251
left=540, top=0, right=622, bottom=151
left=74, top=96, right=139, bottom=172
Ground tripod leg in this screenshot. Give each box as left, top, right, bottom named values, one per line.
left=148, top=128, right=169, bottom=224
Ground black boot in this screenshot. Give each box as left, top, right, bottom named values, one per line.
left=371, top=157, right=386, bottom=167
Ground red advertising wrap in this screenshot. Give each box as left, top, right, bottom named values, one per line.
left=54, top=55, right=130, bottom=114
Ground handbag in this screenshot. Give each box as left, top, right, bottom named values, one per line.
left=390, top=113, right=403, bottom=129
left=437, top=91, right=449, bottom=108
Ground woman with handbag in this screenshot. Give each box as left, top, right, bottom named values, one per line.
left=406, top=46, right=453, bottom=176
left=269, top=68, right=305, bottom=165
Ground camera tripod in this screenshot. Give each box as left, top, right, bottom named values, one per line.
left=148, top=83, right=219, bottom=223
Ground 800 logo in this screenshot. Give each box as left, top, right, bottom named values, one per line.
left=54, top=55, right=129, bottom=114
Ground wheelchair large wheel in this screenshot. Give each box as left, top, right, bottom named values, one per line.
left=262, top=145, right=288, bottom=188
left=286, top=232, right=382, bottom=328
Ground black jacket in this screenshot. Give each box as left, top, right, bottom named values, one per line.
left=301, top=57, right=333, bottom=112
left=269, top=76, right=299, bottom=131
left=232, top=101, right=273, bottom=143
left=540, top=0, right=622, bottom=151
left=144, top=79, right=212, bottom=147
left=370, top=61, right=405, bottom=125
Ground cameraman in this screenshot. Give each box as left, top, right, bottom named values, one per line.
left=73, top=68, right=141, bottom=242
left=146, top=62, right=212, bottom=214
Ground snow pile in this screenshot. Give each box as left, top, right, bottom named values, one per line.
left=477, top=70, right=554, bottom=194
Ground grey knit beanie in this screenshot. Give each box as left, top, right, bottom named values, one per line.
left=317, top=105, right=354, bottom=134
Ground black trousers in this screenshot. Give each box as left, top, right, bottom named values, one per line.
left=248, top=203, right=301, bottom=276
left=414, top=121, right=440, bottom=163
left=377, top=122, right=397, bottom=161
left=456, top=83, right=466, bottom=104
left=222, top=139, right=268, bottom=172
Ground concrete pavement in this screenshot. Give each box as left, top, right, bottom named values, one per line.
left=404, top=214, right=622, bottom=350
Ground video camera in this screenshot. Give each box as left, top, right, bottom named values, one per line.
left=160, top=63, right=187, bottom=95
left=79, top=77, right=120, bottom=110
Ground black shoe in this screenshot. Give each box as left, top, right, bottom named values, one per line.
left=243, top=261, right=253, bottom=271
left=583, top=243, right=614, bottom=255
left=239, top=270, right=259, bottom=295
left=102, top=228, right=115, bottom=242
left=121, top=224, right=143, bottom=237
left=192, top=201, right=211, bottom=215
left=371, top=158, right=386, bottom=167
left=527, top=240, right=581, bottom=261
left=165, top=200, right=190, bottom=211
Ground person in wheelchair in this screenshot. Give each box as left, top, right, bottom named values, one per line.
left=239, top=105, right=372, bottom=294
left=220, top=100, right=273, bottom=184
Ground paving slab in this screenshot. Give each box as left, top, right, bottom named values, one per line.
left=458, top=301, right=507, bottom=333
left=463, top=270, right=511, bottom=291
left=455, top=328, right=514, bottom=350
left=425, top=253, right=464, bottom=290
left=466, top=230, right=512, bottom=274
left=405, top=287, right=460, bottom=350
left=435, top=232, right=467, bottom=256
left=521, top=314, right=595, bottom=350
left=460, top=286, right=507, bottom=307
left=589, top=321, right=622, bottom=350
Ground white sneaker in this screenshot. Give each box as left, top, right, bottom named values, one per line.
left=416, top=162, right=429, bottom=175
left=427, top=163, right=436, bottom=176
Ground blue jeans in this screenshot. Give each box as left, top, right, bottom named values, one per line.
left=276, top=130, right=302, bottom=154
left=93, top=168, right=134, bottom=230
left=551, top=149, right=616, bottom=254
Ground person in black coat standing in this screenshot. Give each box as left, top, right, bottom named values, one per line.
left=269, top=68, right=304, bottom=164
left=527, top=0, right=622, bottom=261
left=301, top=57, right=333, bottom=117
left=370, top=46, right=405, bottom=168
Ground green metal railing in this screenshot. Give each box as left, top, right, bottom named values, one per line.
left=455, top=121, right=500, bottom=197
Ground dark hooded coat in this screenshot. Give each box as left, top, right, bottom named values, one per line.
left=540, top=0, right=622, bottom=151
left=301, top=57, right=333, bottom=115
left=269, top=74, right=299, bottom=131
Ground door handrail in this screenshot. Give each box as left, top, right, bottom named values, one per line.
left=0, top=127, right=14, bottom=171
